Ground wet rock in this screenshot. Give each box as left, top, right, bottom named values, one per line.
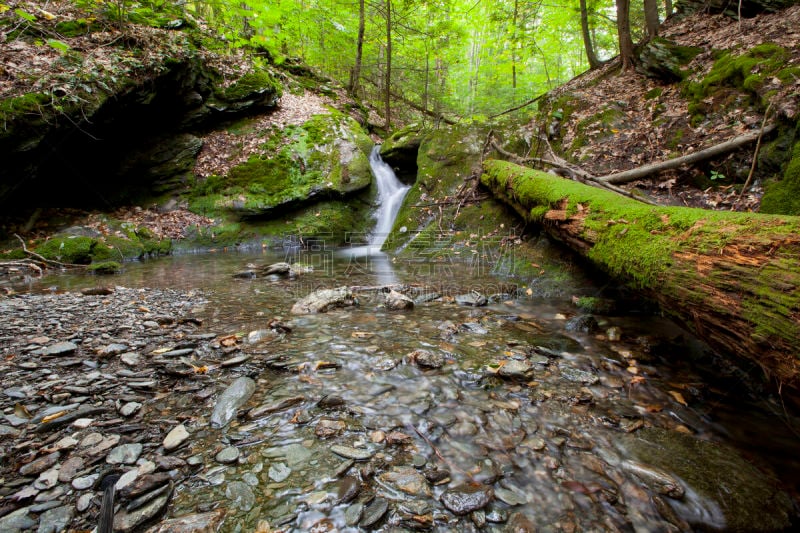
left=119, top=402, right=142, bottom=417
left=215, top=446, right=240, bottom=464
left=150, top=510, right=226, bottom=533
left=290, top=286, right=357, bottom=314
left=107, top=443, right=143, bottom=465
left=0, top=507, right=36, bottom=532
left=120, top=352, right=140, bottom=366
left=380, top=466, right=432, bottom=497
left=97, top=343, right=128, bottom=358
left=35, top=342, right=78, bottom=356
left=359, top=497, right=389, bottom=528
left=331, top=445, right=374, bottom=461
left=19, top=451, right=60, bottom=476
left=440, top=483, right=493, bottom=515
left=154, top=454, right=186, bottom=470
left=565, top=315, right=599, bottom=333
left=209, top=376, right=256, bottom=429
left=315, top=418, right=346, bottom=438
left=409, top=349, right=444, bottom=369
left=498, top=359, right=532, bottom=379
left=345, top=502, right=364, bottom=527
left=559, top=365, right=599, bottom=385
left=57, top=456, right=85, bottom=483
left=72, top=474, right=99, bottom=490
left=119, top=473, right=173, bottom=499
left=506, top=511, right=537, bottom=532
left=385, top=289, right=414, bottom=310
left=115, top=469, right=140, bottom=491
left=36, top=505, right=73, bottom=533
left=224, top=481, right=255, bottom=511
left=113, top=483, right=173, bottom=532
left=268, top=463, right=291, bottom=482
left=616, top=427, right=795, bottom=531
left=163, top=424, right=190, bottom=451
left=336, top=475, right=360, bottom=504
left=455, top=292, right=488, bottom=307
left=76, top=493, right=93, bottom=512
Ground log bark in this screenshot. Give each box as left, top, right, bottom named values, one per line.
left=482, top=159, right=800, bottom=388
left=599, top=125, right=775, bottom=184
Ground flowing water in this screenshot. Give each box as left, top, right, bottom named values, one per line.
left=10, top=153, right=800, bottom=531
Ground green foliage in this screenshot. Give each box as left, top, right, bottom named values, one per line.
left=88, top=261, right=122, bottom=274
left=709, top=170, right=726, bottom=181
left=761, top=141, right=800, bottom=215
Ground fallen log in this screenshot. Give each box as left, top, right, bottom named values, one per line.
left=599, top=125, right=776, bottom=185
left=482, top=159, right=800, bottom=388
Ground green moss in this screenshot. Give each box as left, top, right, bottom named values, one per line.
left=88, top=261, right=122, bottom=274
left=569, top=106, right=626, bottom=152
left=35, top=236, right=95, bottom=264
left=218, top=70, right=282, bottom=102
left=645, top=88, right=663, bottom=100
left=761, top=141, right=800, bottom=215
left=684, top=43, right=790, bottom=121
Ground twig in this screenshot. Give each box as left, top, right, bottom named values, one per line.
left=0, top=261, right=43, bottom=277
left=488, top=94, right=546, bottom=119
left=14, top=234, right=87, bottom=269
left=738, top=103, right=773, bottom=206
left=409, top=424, right=475, bottom=481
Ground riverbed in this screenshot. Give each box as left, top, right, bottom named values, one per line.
left=1, top=246, right=798, bottom=532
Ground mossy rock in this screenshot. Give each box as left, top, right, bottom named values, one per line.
left=88, top=261, right=122, bottom=274
left=188, top=112, right=373, bottom=219
left=761, top=140, right=800, bottom=215
left=35, top=236, right=95, bottom=264
left=207, top=70, right=282, bottom=115
left=637, top=38, right=702, bottom=82
left=380, top=123, right=427, bottom=182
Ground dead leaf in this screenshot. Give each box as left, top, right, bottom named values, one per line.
left=668, top=390, right=688, bottom=406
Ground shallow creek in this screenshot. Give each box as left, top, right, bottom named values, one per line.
left=18, top=245, right=800, bottom=532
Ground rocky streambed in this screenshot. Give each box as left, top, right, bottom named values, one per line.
left=1, top=255, right=798, bottom=532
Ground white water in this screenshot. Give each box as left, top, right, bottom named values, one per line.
left=341, top=146, right=410, bottom=284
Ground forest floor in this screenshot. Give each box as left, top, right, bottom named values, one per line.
left=529, top=5, right=800, bottom=212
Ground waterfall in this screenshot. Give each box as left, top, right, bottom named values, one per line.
left=341, top=146, right=410, bottom=284
left=368, top=146, right=411, bottom=248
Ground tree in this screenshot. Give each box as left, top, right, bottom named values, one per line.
left=615, top=0, right=635, bottom=70
left=644, top=0, right=660, bottom=38
left=580, top=0, right=602, bottom=69
left=349, top=0, right=366, bottom=97
left=385, top=0, right=392, bottom=129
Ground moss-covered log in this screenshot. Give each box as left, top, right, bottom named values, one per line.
left=482, top=159, right=800, bottom=388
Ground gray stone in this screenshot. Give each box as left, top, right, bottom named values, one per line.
left=215, top=446, right=240, bottom=464
left=76, top=493, right=93, bottom=512
left=97, top=343, right=128, bottom=358
left=209, top=377, right=256, bottom=429
left=440, top=483, right=493, bottom=515
left=72, top=474, right=99, bottom=490
left=498, top=359, right=532, bottom=378
left=224, top=481, right=254, bottom=511
left=359, top=497, right=389, bottom=528
left=119, top=402, right=142, bottom=417
left=410, top=349, right=444, bottom=369
left=163, top=424, right=190, bottom=451
left=119, top=352, right=140, bottom=366
left=330, top=445, right=374, bottom=461
left=385, top=289, right=414, bottom=310
left=290, top=286, right=357, bottom=314
left=57, top=456, right=85, bottom=483
left=107, top=443, right=143, bottom=465
left=149, top=510, right=226, bottom=533
left=559, top=365, right=599, bottom=385
left=113, top=484, right=172, bottom=532
left=36, top=505, right=73, bottom=533
left=0, top=507, right=37, bottom=532
left=268, top=462, right=291, bottom=482
left=455, top=292, right=487, bottom=306
left=19, top=451, right=60, bottom=476
left=37, top=342, right=78, bottom=356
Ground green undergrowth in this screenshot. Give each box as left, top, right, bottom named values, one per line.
left=761, top=140, right=800, bottom=215
left=684, top=43, right=795, bottom=125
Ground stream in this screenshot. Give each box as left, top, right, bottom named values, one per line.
left=2, top=152, right=799, bottom=532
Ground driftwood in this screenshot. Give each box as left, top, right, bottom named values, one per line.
left=482, top=159, right=800, bottom=389
left=599, top=125, right=776, bottom=185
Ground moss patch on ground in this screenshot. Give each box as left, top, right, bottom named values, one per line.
left=761, top=140, right=800, bottom=215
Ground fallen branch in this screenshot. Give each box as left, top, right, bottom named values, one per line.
left=14, top=234, right=87, bottom=269
left=739, top=104, right=773, bottom=205
left=599, top=125, right=777, bottom=185
left=0, top=261, right=43, bottom=277
left=488, top=94, right=546, bottom=119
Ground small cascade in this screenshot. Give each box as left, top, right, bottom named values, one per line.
left=341, top=146, right=410, bottom=284
left=367, top=145, right=411, bottom=249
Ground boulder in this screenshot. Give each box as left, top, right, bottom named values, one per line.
left=291, top=287, right=357, bottom=314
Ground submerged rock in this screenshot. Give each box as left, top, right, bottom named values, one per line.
left=209, top=377, right=256, bottom=429
left=290, top=286, right=357, bottom=314
left=455, top=292, right=488, bottom=307
left=615, top=428, right=795, bottom=531
left=385, top=289, right=414, bottom=310
left=440, top=483, right=493, bottom=515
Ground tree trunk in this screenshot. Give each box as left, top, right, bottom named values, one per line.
left=385, top=0, right=392, bottom=130
left=664, top=0, right=673, bottom=16
left=644, top=0, right=660, bottom=38
left=349, top=0, right=365, bottom=97
left=482, top=160, right=800, bottom=389
left=580, top=0, right=602, bottom=69
left=616, top=0, right=635, bottom=70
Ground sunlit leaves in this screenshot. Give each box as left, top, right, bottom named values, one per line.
left=46, top=39, right=71, bottom=54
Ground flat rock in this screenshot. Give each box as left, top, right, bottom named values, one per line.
left=215, top=446, right=240, bottom=464
left=440, top=483, right=493, bottom=515
left=209, top=377, right=256, bottom=429
left=359, top=497, right=389, bottom=528
left=559, top=365, right=599, bottom=385
left=291, top=286, right=356, bottom=314
left=330, top=445, right=374, bottom=461
left=57, top=456, right=85, bottom=483
left=36, top=505, right=73, bottom=533
left=107, top=443, right=143, bottom=465
left=455, top=292, right=487, bottom=307
left=224, top=481, right=254, bottom=511
left=0, top=507, right=37, bottom=532
left=113, top=483, right=173, bottom=532
left=163, top=424, right=190, bottom=451
left=498, top=359, right=533, bottom=378
left=19, top=451, right=60, bottom=476
left=385, top=290, right=414, bottom=310
left=149, top=510, right=226, bottom=533
left=36, top=342, right=78, bottom=356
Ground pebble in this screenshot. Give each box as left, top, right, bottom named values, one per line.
left=209, top=377, right=256, bottom=429
left=19, top=451, right=61, bottom=476
left=119, top=402, right=142, bottom=417
left=359, top=497, right=389, bottom=528
left=163, top=424, right=190, bottom=451
left=215, top=446, right=240, bottom=464
left=72, top=474, right=99, bottom=490
left=224, top=481, right=255, bottom=511
left=330, top=445, right=374, bottom=461
left=440, top=483, right=494, bottom=515
left=107, top=443, right=143, bottom=465
left=113, top=486, right=173, bottom=532
left=36, top=342, right=78, bottom=356
left=268, top=462, right=292, bottom=482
